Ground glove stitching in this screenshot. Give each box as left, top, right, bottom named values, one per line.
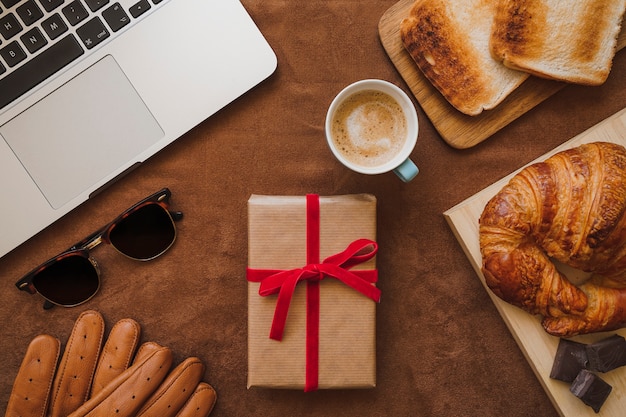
left=39, top=338, right=62, bottom=417
left=66, top=347, right=172, bottom=417
left=119, top=319, right=140, bottom=368
left=90, top=318, right=140, bottom=399
left=82, top=314, right=105, bottom=403
left=137, top=360, right=203, bottom=416
left=49, top=311, right=105, bottom=415
left=99, top=319, right=140, bottom=371
left=178, top=383, right=217, bottom=416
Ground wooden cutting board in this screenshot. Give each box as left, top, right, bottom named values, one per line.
left=378, top=0, right=626, bottom=149
left=444, top=108, right=626, bottom=417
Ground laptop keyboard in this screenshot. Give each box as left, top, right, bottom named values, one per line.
left=0, top=0, right=166, bottom=109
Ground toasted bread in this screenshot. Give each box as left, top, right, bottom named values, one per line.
left=491, top=0, right=626, bottom=85
left=400, top=0, right=529, bottom=116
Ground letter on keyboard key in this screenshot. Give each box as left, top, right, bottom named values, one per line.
left=0, top=13, right=23, bottom=40
left=42, top=13, right=68, bottom=40
left=76, top=17, right=109, bottom=49
left=17, top=0, right=44, bottom=26
left=0, top=34, right=84, bottom=109
left=20, top=27, right=48, bottom=53
left=0, top=40, right=26, bottom=67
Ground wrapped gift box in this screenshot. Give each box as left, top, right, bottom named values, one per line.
left=247, top=194, right=379, bottom=390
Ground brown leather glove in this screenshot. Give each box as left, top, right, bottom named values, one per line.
left=6, top=310, right=216, bottom=417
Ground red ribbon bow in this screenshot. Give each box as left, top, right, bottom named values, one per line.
left=246, top=194, right=380, bottom=391
left=247, top=238, right=380, bottom=341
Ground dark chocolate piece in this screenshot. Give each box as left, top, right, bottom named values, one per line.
left=570, top=370, right=612, bottom=413
left=550, top=338, right=589, bottom=383
left=586, top=334, right=626, bottom=373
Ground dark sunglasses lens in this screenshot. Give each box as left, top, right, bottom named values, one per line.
left=32, top=255, right=99, bottom=306
left=109, top=204, right=176, bottom=260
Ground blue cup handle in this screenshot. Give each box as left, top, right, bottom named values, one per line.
left=393, top=158, right=419, bottom=182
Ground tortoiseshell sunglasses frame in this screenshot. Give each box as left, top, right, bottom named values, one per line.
left=15, top=188, right=182, bottom=309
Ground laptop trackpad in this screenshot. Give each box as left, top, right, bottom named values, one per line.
left=0, top=55, right=164, bottom=209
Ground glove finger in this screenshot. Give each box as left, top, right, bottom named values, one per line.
left=68, top=344, right=173, bottom=417
left=5, top=334, right=61, bottom=417
left=136, top=357, right=205, bottom=417
left=48, top=310, right=105, bottom=417
left=174, top=382, right=217, bottom=417
left=132, top=341, right=163, bottom=365
left=90, top=318, right=141, bottom=398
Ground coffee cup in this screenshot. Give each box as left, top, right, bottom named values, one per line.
left=325, top=79, right=419, bottom=182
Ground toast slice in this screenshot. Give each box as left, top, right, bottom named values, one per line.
left=491, top=0, right=626, bottom=85
left=400, top=0, right=529, bottom=116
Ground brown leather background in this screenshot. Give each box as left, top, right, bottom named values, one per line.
left=1, top=1, right=626, bottom=416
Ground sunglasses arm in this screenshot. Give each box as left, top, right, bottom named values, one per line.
left=15, top=281, right=57, bottom=310
left=16, top=281, right=36, bottom=294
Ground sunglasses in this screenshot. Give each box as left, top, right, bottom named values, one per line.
left=15, top=188, right=182, bottom=310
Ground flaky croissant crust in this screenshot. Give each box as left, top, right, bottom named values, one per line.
left=480, top=142, right=626, bottom=337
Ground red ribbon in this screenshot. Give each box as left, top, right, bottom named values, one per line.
left=246, top=194, right=380, bottom=392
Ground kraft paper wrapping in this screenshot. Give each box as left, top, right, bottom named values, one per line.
left=247, top=194, right=378, bottom=389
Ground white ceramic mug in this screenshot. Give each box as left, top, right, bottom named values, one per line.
left=325, top=79, right=419, bottom=182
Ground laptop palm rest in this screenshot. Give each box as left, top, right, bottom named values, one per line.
left=0, top=55, right=164, bottom=209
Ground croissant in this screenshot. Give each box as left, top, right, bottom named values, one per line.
left=479, top=142, right=626, bottom=337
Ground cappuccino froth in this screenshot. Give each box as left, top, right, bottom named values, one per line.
left=330, top=90, right=407, bottom=167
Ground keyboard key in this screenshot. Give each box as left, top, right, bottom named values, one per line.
left=0, top=40, right=26, bottom=66
left=129, top=0, right=149, bottom=18
left=1, top=0, right=20, bottom=8
left=84, top=0, right=108, bottom=12
left=0, top=34, right=83, bottom=108
left=76, top=16, right=108, bottom=49
left=0, top=61, right=5, bottom=75
left=20, top=26, right=47, bottom=53
left=62, top=0, right=88, bottom=26
left=38, top=0, right=65, bottom=13
left=42, top=12, right=67, bottom=39
left=0, top=13, right=22, bottom=40
left=102, top=2, right=128, bottom=32
left=17, top=0, right=44, bottom=26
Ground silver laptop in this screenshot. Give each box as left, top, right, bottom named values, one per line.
left=0, top=0, right=277, bottom=257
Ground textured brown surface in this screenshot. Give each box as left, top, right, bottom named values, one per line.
left=1, top=1, right=626, bottom=416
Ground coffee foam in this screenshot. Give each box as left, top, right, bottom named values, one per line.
left=331, top=90, right=407, bottom=167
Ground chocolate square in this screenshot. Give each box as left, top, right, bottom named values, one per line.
left=569, top=369, right=612, bottom=413
left=550, top=338, right=588, bottom=383
left=586, top=334, right=626, bottom=373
